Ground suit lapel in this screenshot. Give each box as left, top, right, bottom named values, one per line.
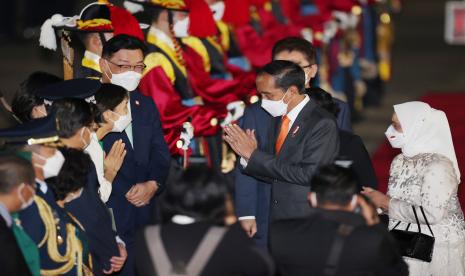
left=279, top=100, right=316, bottom=152
left=130, top=94, right=143, bottom=160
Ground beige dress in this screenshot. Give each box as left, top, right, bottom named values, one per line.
left=388, top=153, right=465, bottom=276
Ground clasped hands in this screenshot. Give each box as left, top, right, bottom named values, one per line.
left=125, top=180, right=158, bottom=207
left=223, top=124, right=258, bottom=161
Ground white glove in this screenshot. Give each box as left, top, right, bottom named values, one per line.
left=221, top=101, right=245, bottom=127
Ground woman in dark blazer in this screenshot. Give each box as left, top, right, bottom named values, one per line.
left=135, top=166, right=274, bottom=276
left=308, top=87, right=378, bottom=190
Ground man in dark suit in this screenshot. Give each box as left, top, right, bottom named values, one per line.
left=272, top=37, right=352, bottom=132
left=270, top=164, right=408, bottom=276
left=0, top=154, right=35, bottom=276
left=234, top=102, right=272, bottom=247
left=235, top=37, right=349, bottom=248
left=99, top=34, right=171, bottom=275
left=225, top=60, right=339, bottom=221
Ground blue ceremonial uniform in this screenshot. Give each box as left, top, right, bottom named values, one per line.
left=102, top=90, right=170, bottom=275
left=65, top=164, right=119, bottom=275
left=235, top=102, right=272, bottom=249
left=19, top=181, right=77, bottom=275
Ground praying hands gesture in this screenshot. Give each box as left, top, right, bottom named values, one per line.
left=223, top=124, right=258, bottom=161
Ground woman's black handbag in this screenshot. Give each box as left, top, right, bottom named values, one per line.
left=390, top=206, right=435, bottom=262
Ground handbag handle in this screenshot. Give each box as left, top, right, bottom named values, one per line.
left=392, top=221, right=411, bottom=231
left=411, top=206, right=421, bottom=233
left=420, top=206, right=435, bottom=237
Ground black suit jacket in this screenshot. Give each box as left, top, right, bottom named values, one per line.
left=0, top=216, right=31, bottom=276
left=270, top=210, right=408, bottom=276
left=135, top=222, right=273, bottom=276
left=245, top=99, right=339, bottom=220
left=339, top=130, right=378, bottom=190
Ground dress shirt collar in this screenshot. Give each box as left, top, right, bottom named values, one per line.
left=0, top=201, right=12, bottom=227
left=286, top=94, right=310, bottom=125
left=84, top=50, right=101, bottom=64
left=35, top=178, right=47, bottom=194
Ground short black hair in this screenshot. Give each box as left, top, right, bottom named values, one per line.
left=307, top=87, right=340, bottom=117
left=272, top=37, right=317, bottom=65
left=161, top=166, right=228, bottom=224
left=311, top=164, right=358, bottom=206
left=94, top=83, right=129, bottom=125
left=0, top=154, right=35, bottom=194
left=49, top=147, right=91, bottom=201
left=101, top=34, right=147, bottom=59
left=52, top=99, right=94, bottom=138
left=258, top=60, right=305, bottom=94
left=12, top=71, right=62, bottom=122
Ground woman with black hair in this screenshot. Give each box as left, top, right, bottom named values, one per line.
left=85, top=83, right=129, bottom=203
left=52, top=98, right=127, bottom=275
left=11, top=71, right=62, bottom=122
left=135, top=166, right=274, bottom=276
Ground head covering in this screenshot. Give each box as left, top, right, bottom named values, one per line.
left=40, top=2, right=147, bottom=50
left=186, top=0, right=217, bottom=38
left=222, top=0, right=250, bottom=27
left=0, top=115, right=59, bottom=147
left=394, top=101, right=461, bottom=182
left=124, top=0, right=188, bottom=12
left=35, top=79, right=101, bottom=105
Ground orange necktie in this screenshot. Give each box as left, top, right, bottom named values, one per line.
left=275, top=115, right=290, bottom=154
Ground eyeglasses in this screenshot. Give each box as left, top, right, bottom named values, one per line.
left=106, top=59, right=146, bottom=73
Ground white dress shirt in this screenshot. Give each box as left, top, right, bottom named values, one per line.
left=239, top=95, right=310, bottom=221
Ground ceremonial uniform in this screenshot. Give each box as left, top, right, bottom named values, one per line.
left=0, top=115, right=93, bottom=276
left=39, top=2, right=147, bottom=80
left=35, top=79, right=121, bottom=275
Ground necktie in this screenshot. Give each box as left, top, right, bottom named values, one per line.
left=275, top=115, right=290, bottom=154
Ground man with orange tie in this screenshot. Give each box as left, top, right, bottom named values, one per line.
left=224, top=60, right=339, bottom=221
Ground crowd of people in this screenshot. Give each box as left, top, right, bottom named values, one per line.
left=1, top=0, right=464, bottom=276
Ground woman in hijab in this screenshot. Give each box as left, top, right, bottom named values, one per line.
left=362, top=101, right=465, bottom=275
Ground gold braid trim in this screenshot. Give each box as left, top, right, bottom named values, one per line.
left=35, top=196, right=85, bottom=275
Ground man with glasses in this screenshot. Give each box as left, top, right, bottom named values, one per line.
left=99, top=34, right=170, bottom=276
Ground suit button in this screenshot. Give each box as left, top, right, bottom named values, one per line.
left=274, top=200, right=278, bottom=204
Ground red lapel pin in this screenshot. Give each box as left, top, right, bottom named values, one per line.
left=291, top=125, right=300, bottom=137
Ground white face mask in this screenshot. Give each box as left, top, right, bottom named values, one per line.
left=17, top=183, right=35, bottom=210
left=385, top=125, right=406, bottom=149
left=173, top=16, right=189, bottom=38
left=110, top=110, right=132, bottom=133
left=210, top=1, right=225, bottom=21
left=261, top=90, right=291, bottom=117
left=34, top=150, right=65, bottom=179
left=105, top=61, right=141, bottom=92
left=65, top=188, right=83, bottom=203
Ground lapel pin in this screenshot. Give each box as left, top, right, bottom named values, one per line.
left=135, top=100, right=140, bottom=106
left=291, top=125, right=300, bottom=137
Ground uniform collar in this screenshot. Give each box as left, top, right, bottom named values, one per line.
left=35, top=178, right=48, bottom=194
left=149, top=26, right=175, bottom=50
